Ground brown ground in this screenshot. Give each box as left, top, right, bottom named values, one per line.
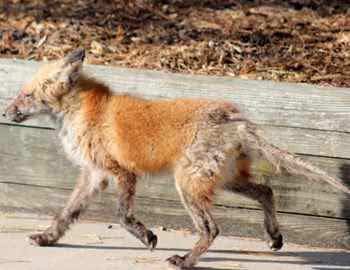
left=0, top=0, right=349, bottom=87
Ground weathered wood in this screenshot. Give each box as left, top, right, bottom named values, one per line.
left=0, top=59, right=350, bottom=249
left=261, top=126, right=350, bottom=158
left=0, top=124, right=349, bottom=219
left=1, top=59, right=350, bottom=159
left=0, top=60, right=350, bottom=158
left=1, top=182, right=349, bottom=250
left=2, top=122, right=350, bottom=160
left=0, top=59, right=350, bottom=132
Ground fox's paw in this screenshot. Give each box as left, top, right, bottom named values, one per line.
left=28, top=232, right=57, bottom=247
left=268, top=233, right=283, bottom=251
left=166, top=255, right=193, bottom=270
left=145, top=230, right=158, bottom=251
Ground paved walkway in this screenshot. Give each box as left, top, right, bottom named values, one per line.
left=0, top=215, right=349, bottom=270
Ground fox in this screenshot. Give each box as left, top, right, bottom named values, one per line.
left=3, top=48, right=350, bottom=269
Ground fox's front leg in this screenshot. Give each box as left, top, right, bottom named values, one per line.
left=116, top=170, right=158, bottom=250
left=29, top=169, right=108, bottom=246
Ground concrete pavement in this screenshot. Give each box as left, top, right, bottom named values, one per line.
left=0, top=214, right=349, bottom=270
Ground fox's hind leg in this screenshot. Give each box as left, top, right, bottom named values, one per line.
left=167, top=169, right=219, bottom=269
left=115, top=170, right=158, bottom=250
left=29, top=168, right=108, bottom=246
left=229, top=181, right=283, bottom=250
left=225, top=156, right=283, bottom=251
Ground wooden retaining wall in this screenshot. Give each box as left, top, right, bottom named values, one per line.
left=0, top=59, right=349, bottom=249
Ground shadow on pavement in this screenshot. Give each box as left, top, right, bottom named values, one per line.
left=54, top=244, right=350, bottom=268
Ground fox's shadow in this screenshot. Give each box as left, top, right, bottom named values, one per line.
left=54, top=244, right=350, bottom=269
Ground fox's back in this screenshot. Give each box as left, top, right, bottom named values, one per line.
left=105, top=96, right=216, bottom=172
left=77, top=87, right=239, bottom=174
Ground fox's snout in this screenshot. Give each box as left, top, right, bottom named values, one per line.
left=3, top=102, right=28, bottom=123
left=3, top=93, right=34, bottom=123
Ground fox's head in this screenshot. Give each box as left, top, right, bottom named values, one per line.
left=3, top=48, right=85, bottom=123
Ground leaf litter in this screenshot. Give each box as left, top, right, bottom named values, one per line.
left=0, top=0, right=349, bottom=87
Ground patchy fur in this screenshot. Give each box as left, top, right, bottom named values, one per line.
left=4, top=49, right=350, bottom=269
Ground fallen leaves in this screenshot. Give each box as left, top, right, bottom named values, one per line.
left=0, top=0, right=349, bottom=87
left=90, top=40, right=104, bottom=56
left=337, top=32, right=350, bottom=44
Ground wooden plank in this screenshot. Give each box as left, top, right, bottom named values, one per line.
left=1, top=59, right=350, bottom=159
left=0, top=59, right=349, bottom=132
left=1, top=124, right=349, bottom=219
left=261, top=126, right=350, bottom=158
left=1, top=59, right=350, bottom=249
left=0, top=182, right=349, bottom=250
left=1, top=121, right=350, bottom=159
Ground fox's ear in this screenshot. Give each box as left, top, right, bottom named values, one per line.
left=64, top=48, right=85, bottom=66
left=58, top=48, right=85, bottom=87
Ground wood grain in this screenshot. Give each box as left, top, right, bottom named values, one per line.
left=0, top=59, right=349, bottom=132
left=0, top=124, right=349, bottom=219
left=0, top=59, right=350, bottom=249
left=1, top=182, right=349, bottom=250
left=1, top=59, right=350, bottom=159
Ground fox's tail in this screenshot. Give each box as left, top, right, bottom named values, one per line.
left=236, top=121, right=350, bottom=195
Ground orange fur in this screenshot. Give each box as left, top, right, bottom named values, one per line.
left=7, top=50, right=348, bottom=268
left=3, top=51, right=285, bottom=268
left=105, top=97, right=215, bottom=172
left=63, top=81, right=234, bottom=174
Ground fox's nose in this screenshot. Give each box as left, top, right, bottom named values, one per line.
left=2, top=112, right=5, bottom=117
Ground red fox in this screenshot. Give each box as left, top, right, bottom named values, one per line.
left=3, top=49, right=350, bottom=269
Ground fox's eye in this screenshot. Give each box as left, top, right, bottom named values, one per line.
left=25, top=93, right=33, bottom=98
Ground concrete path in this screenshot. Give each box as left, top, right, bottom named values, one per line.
left=0, top=215, right=349, bottom=270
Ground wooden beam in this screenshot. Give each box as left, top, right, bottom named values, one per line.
left=0, top=59, right=349, bottom=133
left=1, top=182, right=349, bottom=250
left=0, top=59, right=349, bottom=249
left=0, top=124, right=349, bottom=219
left=1, top=59, right=350, bottom=159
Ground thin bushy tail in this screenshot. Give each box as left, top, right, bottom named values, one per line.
left=236, top=121, right=350, bottom=195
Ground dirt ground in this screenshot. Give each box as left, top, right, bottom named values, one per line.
left=0, top=0, right=349, bottom=87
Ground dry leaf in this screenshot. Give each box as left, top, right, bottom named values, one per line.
left=337, top=32, right=350, bottom=44
left=90, top=41, right=104, bottom=55
left=1, top=0, right=349, bottom=87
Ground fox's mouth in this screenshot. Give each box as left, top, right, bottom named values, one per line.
left=12, top=115, right=29, bottom=123
left=3, top=110, right=30, bottom=123
left=12, top=112, right=29, bottom=123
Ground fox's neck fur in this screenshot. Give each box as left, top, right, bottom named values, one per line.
left=52, top=74, right=110, bottom=121
left=51, top=74, right=113, bottom=169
